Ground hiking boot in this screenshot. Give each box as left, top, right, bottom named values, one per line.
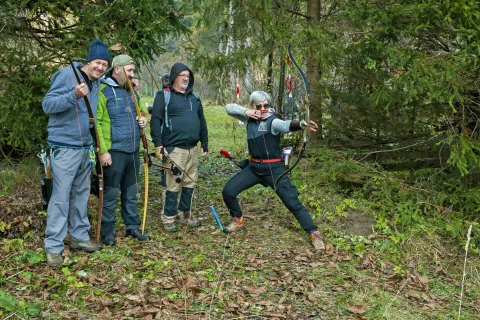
left=102, top=234, right=116, bottom=246
left=70, top=240, right=102, bottom=253
left=163, top=222, right=178, bottom=233
left=177, top=211, right=201, bottom=227
left=46, top=253, right=63, bottom=267
left=224, top=216, right=245, bottom=233
left=125, top=229, right=151, bottom=241
left=310, top=231, right=325, bottom=250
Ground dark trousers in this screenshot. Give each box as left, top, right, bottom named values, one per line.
left=101, top=150, right=142, bottom=236
left=222, top=163, right=317, bottom=233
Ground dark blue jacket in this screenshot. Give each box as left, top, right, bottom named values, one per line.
left=150, top=63, right=208, bottom=152
left=42, top=62, right=100, bottom=147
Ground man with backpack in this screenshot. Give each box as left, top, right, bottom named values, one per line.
left=150, top=63, right=208, bottom=232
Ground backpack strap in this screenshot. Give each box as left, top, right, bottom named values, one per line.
left=163, top=89, right=198, bottom=131
left=164, top=88, right=171, bottom=128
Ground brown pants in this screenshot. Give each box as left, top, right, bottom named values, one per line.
left=161, top=146, right=198, bottom=223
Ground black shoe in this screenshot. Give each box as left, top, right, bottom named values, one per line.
left=125, top=229, right=150, bottom=241
left=102, top=234, right=116, bottom=246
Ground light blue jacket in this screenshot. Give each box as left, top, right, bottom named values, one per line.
left=42, top=62, right=100, bottom=147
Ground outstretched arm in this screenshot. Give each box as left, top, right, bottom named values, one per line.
left=271, top=119, right=318, bottom=135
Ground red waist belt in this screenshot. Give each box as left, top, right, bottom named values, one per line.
left=251, top=157, right=283, bottom=163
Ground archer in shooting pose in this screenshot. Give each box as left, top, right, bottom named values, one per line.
left=42, top=39, right=110, bottom=267
left=96, top=54, right=150, bottom=246
left=222, top=91, right=325, bottom=250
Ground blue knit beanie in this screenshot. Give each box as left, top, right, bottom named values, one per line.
left=86, top=39, right=111, bottom=63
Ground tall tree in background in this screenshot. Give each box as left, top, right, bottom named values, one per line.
left=0, top=0, right=187, bottom=155
left=184, top=0, right=308, bottom=100
left=307, top=0, right=322, bottom=140
left=184, top=0, right=334, bottom=146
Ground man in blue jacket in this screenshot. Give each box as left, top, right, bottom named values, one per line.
left=150, top=63, right=208, bottom=232
left=96, top=54, right=150, bottom=246
left=42, top=39, right=110, bottom=267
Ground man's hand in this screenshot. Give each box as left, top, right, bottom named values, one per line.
left=301, top=120, right=318, bottom=132
left=201, top=148, right=208, bottom=158
left=100, top=152, right=112, bottom=166
left=155, top=146, right=163, bottom=160
left=131, top=78, right=140, bottom=90
left=137, top=116, right=147, bottom=128
left=75, top=82, right=88, bottom=98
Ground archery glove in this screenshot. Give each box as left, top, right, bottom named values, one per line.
left=155, top=146, right=163, bottom=160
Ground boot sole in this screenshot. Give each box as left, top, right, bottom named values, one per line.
left=47, top=262, right=62, bottom=268
left=70, top=246, right=101, bottom=253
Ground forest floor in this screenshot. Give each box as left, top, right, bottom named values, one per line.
left=1, top=105, right=479, bottom=319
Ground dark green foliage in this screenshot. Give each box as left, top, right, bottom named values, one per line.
left=308, top=148, right=480, bottom=248
left=0, top=0, right=187, bottom=155
left=321, top=1, right=480, bottom=174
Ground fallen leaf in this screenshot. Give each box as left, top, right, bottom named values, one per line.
left=74, top=256, right=88, bottom=270
left=348, top=304, right=367, bottom=314
left=125, top=294, right=144, bottom=303
left=433, top=265, right=446, bottom=277
left=244, top=286, right=266, bottom=296
left=387, top=274, right=403, bottom=283
left=418, top=276, right=429, bottom=285
left=185, top=275, right=203, bottom=293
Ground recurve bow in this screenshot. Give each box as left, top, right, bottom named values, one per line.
left=123, top=67, right=149, bottom=235
left=70, top=62, right=104, bottom=242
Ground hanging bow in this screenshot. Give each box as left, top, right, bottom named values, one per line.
left=274, top=45, right=311, bottom=186
left=123, top=67, right=149, bottom=236
left=70, top=61, right=104, bottom=242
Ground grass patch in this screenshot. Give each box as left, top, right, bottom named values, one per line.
left=0, top=104, right=479, bottom=319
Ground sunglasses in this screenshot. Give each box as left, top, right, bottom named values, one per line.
left=255, top=103, right=269, bottom=110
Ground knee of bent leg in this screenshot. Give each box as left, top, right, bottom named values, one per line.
left=277, top=181, right=304, bottom=211
left=222, top=186, right=236, bottom=201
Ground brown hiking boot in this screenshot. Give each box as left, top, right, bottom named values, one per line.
left=224, top=216, right=245, bottom=233
left=46, top=253, right=63, bottom=267
left=310, top=231, right=325, bottom=250
left=70, top=240, right=102, bottom=253
left=177, top=211, right=201, bottom=227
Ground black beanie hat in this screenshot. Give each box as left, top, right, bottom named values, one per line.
left=86, top=39, right=111, bottom=63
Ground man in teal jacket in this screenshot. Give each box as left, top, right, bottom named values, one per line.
left=96, top=54, right=150, bottom=246
left=42, top=39, right=110, bottom=267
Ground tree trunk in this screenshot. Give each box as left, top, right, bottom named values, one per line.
left=307, top=0, right=322, bottom=141
left=277, top=56, right=286, bottom=113
left=266, top=51, right=274, bottom=93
